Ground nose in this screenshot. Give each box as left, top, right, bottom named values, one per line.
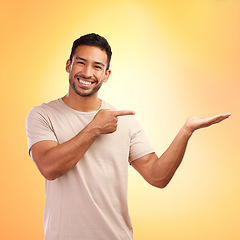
left=82, top=65, right=93, bottom=78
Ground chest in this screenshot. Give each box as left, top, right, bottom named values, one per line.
left=48, top=111, right=131, bottom=156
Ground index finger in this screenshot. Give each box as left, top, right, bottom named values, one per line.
left=112, top=110, right=136, bottom=117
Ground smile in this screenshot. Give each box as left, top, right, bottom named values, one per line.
left=79, top=79, right=92, bottom=85
left=76, top=77, right=95, bottom=86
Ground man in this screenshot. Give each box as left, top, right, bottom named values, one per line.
left=26, top=33, right=231, bottom=240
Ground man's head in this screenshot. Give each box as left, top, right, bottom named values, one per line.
left=66, top=34, right=112, bottom=98
left=69, top=33, right=112, bottom=70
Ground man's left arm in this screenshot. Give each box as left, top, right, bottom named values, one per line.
left=131, top=113, right=231, bottom=188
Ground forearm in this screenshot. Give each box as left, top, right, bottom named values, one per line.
left=32, top=108, right=134, bottom=180
left=35, top=121, right=100, bottom=180
left=132, top=113, right=230, bottom=188
left=151, top=125, right=193, bottom=188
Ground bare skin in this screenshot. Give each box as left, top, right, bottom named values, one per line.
left=131, top=113, right=231, bottom=188
left=30, top=45, right=231, bottom=184
left=31, top=45, right=136, bottom=180
left=31, top=109, right=135, bottom=180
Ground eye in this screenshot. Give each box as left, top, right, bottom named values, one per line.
left=94, top=65, right=102, bottom=70
left=77, top=61, right=85, bottom=65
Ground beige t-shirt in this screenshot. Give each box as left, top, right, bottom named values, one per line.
left=26, top=98, right=154, bottom=240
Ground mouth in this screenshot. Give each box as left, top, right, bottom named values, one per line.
left=76, top=77, right=96, bottom=88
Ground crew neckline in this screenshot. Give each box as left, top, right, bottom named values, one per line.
left=58, top=98, right=104, bottom=115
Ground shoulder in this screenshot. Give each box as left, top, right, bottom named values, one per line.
left=27, top=99, right=63, bottom=115
left=26, top=99, right=62, bottom=123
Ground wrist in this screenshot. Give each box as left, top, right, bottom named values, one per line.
left=85, top=121, right=101, bottom=138
left=181, top=124, right=194, bottom=139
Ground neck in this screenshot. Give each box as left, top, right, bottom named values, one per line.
left=62, top=91, right=102, bottom=112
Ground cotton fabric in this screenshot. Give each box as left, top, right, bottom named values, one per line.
left=26, top=99, right=154, bottom=240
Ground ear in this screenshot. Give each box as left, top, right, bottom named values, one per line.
left=103, top=69, right=111, bottom=83
left=66, top=59, right=71, bottom=73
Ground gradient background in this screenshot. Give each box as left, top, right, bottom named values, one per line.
left=1, top=0, right=239, bottom=239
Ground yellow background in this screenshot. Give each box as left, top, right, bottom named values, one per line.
left=1, top=0, right=239, bottom=239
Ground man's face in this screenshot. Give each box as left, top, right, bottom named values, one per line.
left=66, top=45, right=111, bottom=97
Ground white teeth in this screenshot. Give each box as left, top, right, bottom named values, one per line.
left=79, top=79, right=92, bottom=85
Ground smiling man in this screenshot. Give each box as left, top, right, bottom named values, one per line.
left=67, top=47, right=110, bottom=98
left=26, top=33, right=231, bottom=240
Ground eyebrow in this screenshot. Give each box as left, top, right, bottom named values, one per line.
left=75, top=56, right=105, bottom=67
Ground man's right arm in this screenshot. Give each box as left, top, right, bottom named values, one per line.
left=30, top=109, right=135, bottom=180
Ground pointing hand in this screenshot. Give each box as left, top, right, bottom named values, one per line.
left=92, top=109, right=135, bottom=134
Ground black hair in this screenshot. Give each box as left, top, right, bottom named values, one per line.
left=69, top=33, right=112, bottom=70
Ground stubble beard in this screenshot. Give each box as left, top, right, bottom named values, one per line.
left=69, top=76, right=103, bottom=97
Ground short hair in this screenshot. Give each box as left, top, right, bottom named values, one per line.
left=69, top=33, right=112, bottom=70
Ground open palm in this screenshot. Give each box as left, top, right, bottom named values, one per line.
left=185, top=113, right=231, bottom=133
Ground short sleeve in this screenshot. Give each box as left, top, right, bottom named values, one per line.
left=128, top=117, right=155, bottom=164
left=26, top=106, right=58, bottom=154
